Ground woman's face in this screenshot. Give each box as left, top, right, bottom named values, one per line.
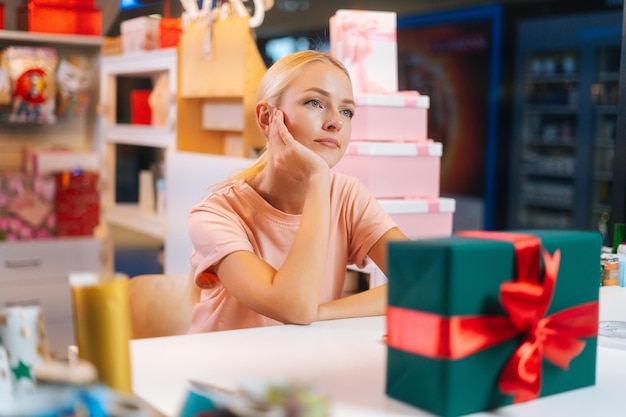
left=278, top=61, right=355, bottom=168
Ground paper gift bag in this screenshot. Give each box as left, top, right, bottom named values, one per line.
left=54, top=170, right=99, bottom=237
left=386, top=230, right=601, bottom=417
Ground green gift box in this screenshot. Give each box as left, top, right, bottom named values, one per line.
left=385, top=230, right=601, bottom=417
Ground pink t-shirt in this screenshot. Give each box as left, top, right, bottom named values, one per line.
left=187, top=173, right=398, bottom=333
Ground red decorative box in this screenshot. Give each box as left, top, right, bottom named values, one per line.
left=131, top=90, right=152, bottom=125
left=54, top=171, right=99, bottom=237
left=18, top=3, right=102, bottom=36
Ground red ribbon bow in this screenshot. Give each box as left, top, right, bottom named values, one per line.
left=387, top=231, right=598, bottom=403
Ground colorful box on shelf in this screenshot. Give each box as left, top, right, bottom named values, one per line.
left=329, top=9, right=398, bottom=95
left=386, top=230, right=601, bottom=417
left=28, top=0, right=95, bottom=8
left=131, top=90, right=152, bottom=125
left=54, top=171, right=99, bottom=237
left=351, top=92, right=430, bottom=141
left=121, top=16, right=160, bottom=54
left=0, top=172, right=56, bottom=241
left=380, top=197, right=454, bottom=239
left=333, top=140, right=441, bottom=199
left=25, top=149, right=99, bottom=176
left=18, top=3, right=102, bottom=35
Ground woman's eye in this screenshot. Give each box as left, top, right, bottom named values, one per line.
left=341, top=109, right=354, bottom=119
left=306, top=99, right=322, bottom=108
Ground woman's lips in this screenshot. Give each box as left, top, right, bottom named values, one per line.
left=315, top=138, right=340, bottom=149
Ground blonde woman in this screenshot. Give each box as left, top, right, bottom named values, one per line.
left=188, top=50, right=408, bottom=332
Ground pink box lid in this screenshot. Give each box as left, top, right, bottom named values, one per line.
left=355, top=92, right=430, bottom=108
left=379, top=197, right=456, bottom=214
left=344, top=141, right=442, bottom=157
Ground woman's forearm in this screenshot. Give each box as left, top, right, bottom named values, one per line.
left=272, top=173, right=331, bottom=322
left=316, top=284, right=387, bottom=322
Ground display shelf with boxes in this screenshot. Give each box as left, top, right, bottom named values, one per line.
left=0, top=30, right=103, bottom=357
left=507, top=11, right=622, bottom=241
left=99, top=47, right=177, bottom=243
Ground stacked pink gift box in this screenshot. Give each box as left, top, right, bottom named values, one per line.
left=330, top=9, right=455, bottom=240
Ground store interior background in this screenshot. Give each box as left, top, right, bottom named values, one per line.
left=4, top=0, right=623, bottom=277
left=114, top=0, right=625, bottom=276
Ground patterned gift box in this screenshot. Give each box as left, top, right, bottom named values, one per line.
left=330, top=9, right=398, bottom=95
left=54, top=171, right=99, bottom=237
left=379, top=197, right=455, bottom=239
left=386, top=230, right=601, bottom=417
left=333, top=140, right=441, bottom=199
left=0, top=172, right=56, bottom=241
left=351, top=92, right=430, bottom=141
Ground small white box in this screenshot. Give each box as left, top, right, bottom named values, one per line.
left=121, top=16, right=160, bottom=53
left=202, top=101, right=244, bottom=131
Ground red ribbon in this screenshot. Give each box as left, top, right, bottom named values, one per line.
left=387, top=231, right=598, bottom=403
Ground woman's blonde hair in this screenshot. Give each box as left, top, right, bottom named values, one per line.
left=221, top=50, right=351, bottom=187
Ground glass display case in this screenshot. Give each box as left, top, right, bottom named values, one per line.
left=508, top=11, right=621, bottom=243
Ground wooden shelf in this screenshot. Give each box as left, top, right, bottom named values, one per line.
left=0, top=29, right=101, bottom=46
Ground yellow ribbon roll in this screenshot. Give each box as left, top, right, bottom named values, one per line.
left=70, top=273, right=132, bottom=394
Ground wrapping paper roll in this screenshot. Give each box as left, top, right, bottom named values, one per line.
left=70, top=272, right=132, bottom=393
left=0, top=302, right=50, bottom=395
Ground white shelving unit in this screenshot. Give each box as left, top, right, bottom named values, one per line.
left=0, top=30, right=103, bottom=358
left=99, top=47, right=177, bottom=247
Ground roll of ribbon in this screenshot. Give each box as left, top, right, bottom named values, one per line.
left=70, top=272, right=132, bottom=394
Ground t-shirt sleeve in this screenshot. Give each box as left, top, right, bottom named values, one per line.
left=188, top=196, right=253, bottom=286
left=335, top=175, right=399, bottom=268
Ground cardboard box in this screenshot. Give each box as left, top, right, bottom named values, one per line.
left=102, top=36, right=122, bottom=56
left=330, top=9, right=398, bottom=95
left=351, top=92, right=430, bottom=141
left=386, top=230, right=601, bottom=417
left=333, top=140, right=441, bottom=199
left=121, top=16, right=160, bottom=53
left=380, top=197, right=454, bottom=239
left=18, top=4, right=101, bottom=35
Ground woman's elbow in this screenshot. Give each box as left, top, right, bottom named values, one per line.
left=277, top=302, right=318, bottom=325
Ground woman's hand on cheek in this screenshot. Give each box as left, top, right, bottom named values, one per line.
left=269, top=109, right=328, bottom=183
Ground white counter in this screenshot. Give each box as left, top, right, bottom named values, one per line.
left=131, top=287, right=626, bottom=417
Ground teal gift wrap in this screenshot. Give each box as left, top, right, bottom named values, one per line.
left=385, top=230, right=601, bottom=417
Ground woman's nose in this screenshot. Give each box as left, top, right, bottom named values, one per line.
left=323, top=109, right=344, bottom=131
